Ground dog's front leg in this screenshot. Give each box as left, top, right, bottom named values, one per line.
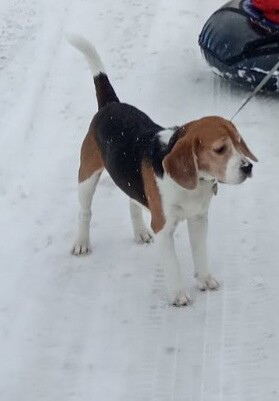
left=187, top=214, right=219, bottom=291
left=157, top=225, right=191, bottom=306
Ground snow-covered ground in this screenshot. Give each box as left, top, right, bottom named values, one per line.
left=0, top=0, right=278, bottom=400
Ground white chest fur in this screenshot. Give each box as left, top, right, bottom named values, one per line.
left=156, top=174, right=215, bottom=222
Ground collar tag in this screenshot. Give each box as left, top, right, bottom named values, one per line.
left=213, top=182, right=218, bottom=195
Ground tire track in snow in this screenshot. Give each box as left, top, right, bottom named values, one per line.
left=200, top=190, right=270, bottom=401
left=0, top=0, right=73, bottom=195
left=218, top=254, right=266, bottom=401
left=133, top=265, right=165, bottom=401
left=135, top=239, right=217, bottom=401
left=0, top=2, right=74, bottom=399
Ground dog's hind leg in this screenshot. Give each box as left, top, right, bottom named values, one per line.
left=129, top=199, right=153, bottom=244
left=72, top=132, right=104, bottom=255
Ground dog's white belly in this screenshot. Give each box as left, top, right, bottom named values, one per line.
left=157, top=175, right=214, bottom=222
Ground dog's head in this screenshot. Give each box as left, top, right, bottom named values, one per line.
left=163, top=116, right=258, bottom=190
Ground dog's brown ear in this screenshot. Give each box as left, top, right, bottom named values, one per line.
left=163, top=135, right=198, bottom=190
left=237, top=137, right=258, bottom=162
left=228, top=124, right=258, bottom=162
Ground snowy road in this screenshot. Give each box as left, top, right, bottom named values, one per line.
left=0, top=0, right=278, bottom=400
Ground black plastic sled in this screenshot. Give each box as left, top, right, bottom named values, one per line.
left=199, top=0, right=279, bottom=92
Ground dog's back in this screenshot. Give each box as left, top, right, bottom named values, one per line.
left=68, top=34, right=164, bottom=205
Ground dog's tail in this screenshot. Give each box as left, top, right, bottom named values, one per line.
left=67, top=34, right=119, bottom=109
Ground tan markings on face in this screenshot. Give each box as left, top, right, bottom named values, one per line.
left=197, top=136, right=233, bottom=182
left=175, top=116, right=257, bottom=184
left=141, top=161, right=166, bottom=233
left=78, top=127, right=104, bottom=183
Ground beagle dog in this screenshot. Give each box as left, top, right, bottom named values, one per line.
left=68, top=35, right=258, bottom=306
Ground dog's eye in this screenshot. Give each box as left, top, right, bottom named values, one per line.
left=214, top=145, right=226, bottom=155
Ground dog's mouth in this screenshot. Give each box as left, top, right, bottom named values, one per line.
left=218, top=174, right=249, bottom=185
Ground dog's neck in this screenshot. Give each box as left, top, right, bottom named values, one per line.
left=198, top=171, right=216, bottom=182
left=199, top=173, right=218, bottom=195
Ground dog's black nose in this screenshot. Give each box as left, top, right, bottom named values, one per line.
left=241, top=162, right=253, bottom=175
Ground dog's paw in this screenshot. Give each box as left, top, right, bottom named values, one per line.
left=172, top=290, right=191, bottom=307
left=72, top=240, right=92, bottom=256
left=134, top=228, right=154, bottom=244
left=196, top=274, right=219, bottom=291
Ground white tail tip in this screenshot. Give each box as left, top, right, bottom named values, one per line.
left=66, top=33, right=105, bottom=77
